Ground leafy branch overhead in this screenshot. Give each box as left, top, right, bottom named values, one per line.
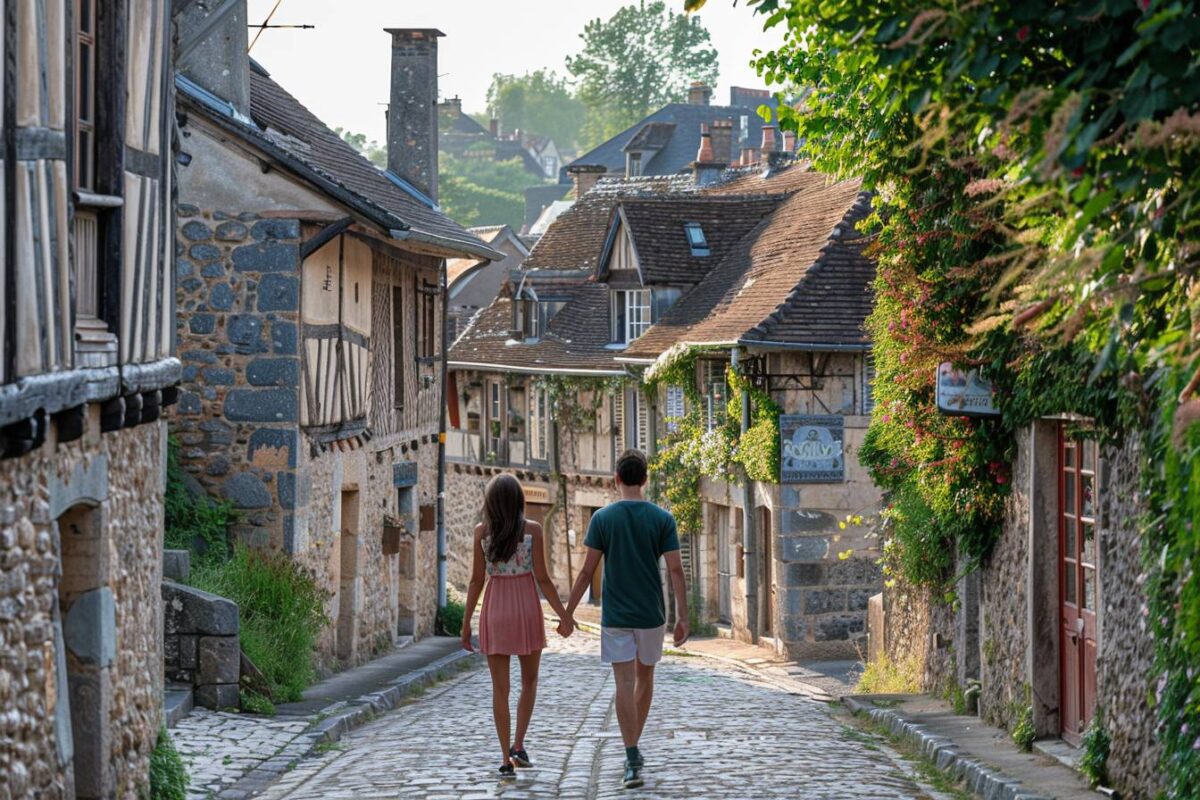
left=745, top=0, right=1198, bottom=792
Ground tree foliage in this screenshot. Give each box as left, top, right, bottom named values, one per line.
left=744, top=0, right=1199, bottom=793
left=486, top=70, right=586, bottom=151
left=568, top=1, right=719, bottom=149
left=438, top=151, right=530, bottom=229
left=335, top=128, right=386, bottom=169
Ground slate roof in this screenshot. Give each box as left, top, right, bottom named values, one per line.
left=625, top=122, right=676, bottom=152
left=606, top=195, right=782, bottom=285
left=178, top=64, right=501, bottom=261
left=623, top=178, right=873, bottom=358
left=561, top=98, right=779, bottom=180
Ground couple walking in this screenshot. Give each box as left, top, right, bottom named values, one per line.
left=460, top=449, right=689, bottom=789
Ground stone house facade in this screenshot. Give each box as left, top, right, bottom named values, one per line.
left=879, top=423, right=1162, bottom=798
left=0, top=0, right=178, bottom=796
left=448, top=128, right=882, bottom=659
left=171, top=11, right=499, bottom=667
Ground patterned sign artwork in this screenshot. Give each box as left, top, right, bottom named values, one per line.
left=780, top=415, right=845, bottom=483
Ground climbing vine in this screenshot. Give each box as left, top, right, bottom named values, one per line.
left=736, top=0, right=1200, bottom=792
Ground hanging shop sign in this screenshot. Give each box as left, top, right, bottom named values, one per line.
left=780, top=414, right=845, bottom=483
left=936, top=362, right=1000, bottom=417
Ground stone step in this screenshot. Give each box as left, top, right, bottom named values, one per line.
left=164, top=683, right=194, bottom=728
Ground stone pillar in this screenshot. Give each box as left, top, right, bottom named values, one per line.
left=386, top=28, right=444, bottom=201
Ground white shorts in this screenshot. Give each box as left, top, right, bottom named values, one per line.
left=600, top=625, right=666, bottom=666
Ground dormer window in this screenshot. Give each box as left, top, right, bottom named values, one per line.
left=626, top=152, right=643, bottom=177
left=513, top=296, right=539, bottom=340
left=684, top=223, right=709, bottom=256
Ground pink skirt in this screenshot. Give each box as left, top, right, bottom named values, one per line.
left=479, top=572, right=547, bottom=656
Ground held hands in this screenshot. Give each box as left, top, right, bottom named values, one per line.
left=673, top=618, right=689, bottom=647
left=460, top=622, right=474, bottom=653
left=556, top=616, right=575, bottom=639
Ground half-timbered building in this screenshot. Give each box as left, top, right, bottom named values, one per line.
left=171, top=10, right=498, bottom=666
left=448, top=127, right=882, bottom=660
left=0, top=0, right=177, bottom=795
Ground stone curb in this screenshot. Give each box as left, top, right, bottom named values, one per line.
left=842, top=696, right=1052, bottom=800
left=215, top=648, right=481, bottom=799
left=543, top=613, right=834, bottom=701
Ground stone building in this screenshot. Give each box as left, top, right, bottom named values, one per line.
left=448, top=127, right=881, bottom=659
left=171, top=10, right=499, bottom=667
left=878, top=426, right=1162, bottom=798
left=0, top=0, right=178, bottom=796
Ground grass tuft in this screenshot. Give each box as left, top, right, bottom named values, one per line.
left=854, top=651, right=923, bottom=695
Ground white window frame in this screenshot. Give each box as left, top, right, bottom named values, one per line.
left=612, top=289, right=651, bottom=344
left=526, top=386, right=549, bottom=461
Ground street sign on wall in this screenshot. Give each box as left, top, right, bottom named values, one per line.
left=936, top=362, right=1000, bottom=417
left=780, top=415, right=845, bottom=483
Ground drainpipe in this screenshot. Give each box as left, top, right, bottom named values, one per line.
left=732, top=347, right=759, bottom=642
left=436, top=258, right=449, bottom=612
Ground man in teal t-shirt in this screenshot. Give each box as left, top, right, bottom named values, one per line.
left=567, top=449, right=689, bottom=789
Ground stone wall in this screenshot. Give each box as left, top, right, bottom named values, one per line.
left=882, top=578, right=956, bottom=693
left=1095, top=438, right=1161, bottom=798
left=162, top=582, right=240, bottom=708
left=979, top=429, right=1033, bottom=729
left=174, top=207, right=302, bottom=550
left=0, top=414, right=165, bottom=799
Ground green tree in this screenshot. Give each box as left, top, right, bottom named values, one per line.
left=729, top=0, right=1199, bottom=793
left=486, top=70, right=586, bottom=150
left=334, top=127, right=386, bottom=169
left=438, top=151, right=528, bottom=229
left=567, top=1, right=719, bottom=149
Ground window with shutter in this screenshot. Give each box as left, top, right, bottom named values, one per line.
left=665, top=385, right=685, bottom=433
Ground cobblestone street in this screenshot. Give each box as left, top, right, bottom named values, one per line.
left=256, top=630, right=943, bottom=799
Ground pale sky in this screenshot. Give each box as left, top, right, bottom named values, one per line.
left=245, top=0, right=786, bottom=144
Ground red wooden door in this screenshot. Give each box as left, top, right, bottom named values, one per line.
left=1058, top=428, right=1099, bottom=745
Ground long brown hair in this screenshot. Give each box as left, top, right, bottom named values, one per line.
left=483, top=474, right=525, bottom=563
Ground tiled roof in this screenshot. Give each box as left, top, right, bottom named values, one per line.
left=521, top=176, right=685, bottom=271
left=456, top=162, right=875, bottom=372
left=611, top=195, right=782, bottom=285
left=179, top=65, right=500, bottom=261
left=624, top=178, right=873, bottom=358
left=448, top=272, right=624, bottom=375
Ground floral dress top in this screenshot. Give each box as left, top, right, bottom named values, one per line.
left=482, top=534, right=534, bottom=577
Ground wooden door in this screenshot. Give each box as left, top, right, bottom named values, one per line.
left=1059, top=427, right=1099, bottom=744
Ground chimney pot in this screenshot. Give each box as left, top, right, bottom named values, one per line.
left=385, top=28, right=446, bottom=201
left=761, top=125, right=777, bottom=153
left=740, top=147, right=759, bottom=167
left=687, top=82, right=712, bottom=106
left=783, top=130, right=797, bottom=153
left=695, top=123, right=715, bottom=163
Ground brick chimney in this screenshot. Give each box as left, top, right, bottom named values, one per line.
left=692, top=123, right=726, bottom=186
left=740, top=146, right=760, bottom=167
left=175, top=0, right=252, bottom=116
left=567, top=164, right=606, bottom=199
left=761, top=125, right=778, bottom=153
left=710, top=119, right=734, bottom=165
left=489, top=118, right=500, bottom=138
left=783, top=130, right=797, bottom=152
left=687, top=82, right=712, bottom=106
left=385, top=28, right=444, bottom=201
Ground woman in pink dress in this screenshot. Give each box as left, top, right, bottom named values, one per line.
left=461, top=474, right=574, bottom=777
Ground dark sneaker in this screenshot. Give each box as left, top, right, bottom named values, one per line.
left=510, top=747, right=533, bottom=768
left=623, top=761, right=644, bottom=789
left=498, top=763, right=516, bottom=780
left=629, top=751, right=644, bottom=768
